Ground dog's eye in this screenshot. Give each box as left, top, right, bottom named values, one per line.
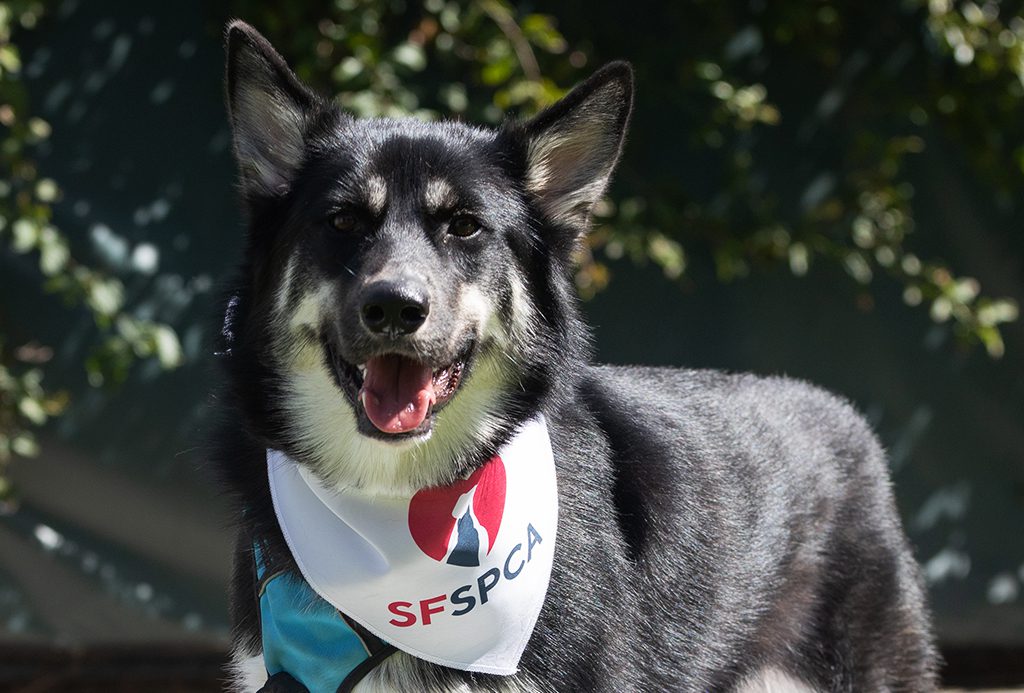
left=448, top=214, right=481, bottom=238
left=330, top=212, right=358, bottom=232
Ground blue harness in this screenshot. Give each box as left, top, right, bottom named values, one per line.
left=255, top=547, right=396, bottom=693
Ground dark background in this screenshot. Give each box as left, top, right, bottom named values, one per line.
left=1, top=0, right=1022, bottom=688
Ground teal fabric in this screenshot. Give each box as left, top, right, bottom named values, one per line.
left=256, top=548, right=371, bottom=693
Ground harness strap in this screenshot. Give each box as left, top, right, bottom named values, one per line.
left=335, top=613, right=398, bottom=692
left=335, top=644, right=398, bottom=693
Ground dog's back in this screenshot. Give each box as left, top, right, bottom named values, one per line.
left=551, top=366, right=937, bottom=690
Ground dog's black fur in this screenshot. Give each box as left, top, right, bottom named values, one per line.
left=212, top=21, right=938, bottom=692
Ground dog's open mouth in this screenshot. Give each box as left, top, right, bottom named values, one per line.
left=326, top=344, right=470, bottom=439
left=359, top=355, right=465, bottom=433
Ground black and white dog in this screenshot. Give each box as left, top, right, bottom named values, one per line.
left=212, top=21, right=938, bottom=692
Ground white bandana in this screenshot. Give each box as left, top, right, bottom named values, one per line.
left=267, top=415, right=558, bottom=676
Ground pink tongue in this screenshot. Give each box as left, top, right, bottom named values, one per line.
left=360, top=355, right=435, bottom=434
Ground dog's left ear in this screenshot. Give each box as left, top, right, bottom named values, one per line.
left=225, top=21, right=319, bottom=199
left=521, top=62, right=633, bottom=231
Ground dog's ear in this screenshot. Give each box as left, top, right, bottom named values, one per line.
left=225, top=21, right=318, bottom=198
left=521, top=62, right=633, bottom=231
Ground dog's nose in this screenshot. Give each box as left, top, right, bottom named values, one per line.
left=360, top=281, right=430, bottom=336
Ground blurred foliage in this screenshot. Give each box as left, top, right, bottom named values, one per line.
left=228, top=0, right=1020, bottom=358
left=647, top=0, right=1022, bottom=358
left=0, top=1, right=182, bottom=499
left=227, top=0, right=580, bottom=121
left=3, top=0, right=1021, bottom=496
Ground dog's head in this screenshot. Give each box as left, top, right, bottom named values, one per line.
left=221, top=22, right=632, bottom=494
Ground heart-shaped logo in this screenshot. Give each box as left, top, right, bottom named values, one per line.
left=408, top=457, right=506, bottom=566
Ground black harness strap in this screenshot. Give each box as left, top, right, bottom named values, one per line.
left=336, top=643, right=399, bottom=693
left=336, top=613, right=398, bottom=692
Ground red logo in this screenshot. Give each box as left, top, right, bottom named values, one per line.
left=408, top=457, right=506, bottom=566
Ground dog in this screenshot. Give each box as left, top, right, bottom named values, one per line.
left=211, top=20, right=939, bottom=692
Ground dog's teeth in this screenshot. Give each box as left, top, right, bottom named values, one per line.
left=358, top=365, right=366, bottom=375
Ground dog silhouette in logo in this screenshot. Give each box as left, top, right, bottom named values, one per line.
left=408, top=457, right=506, bottom=565
left=444, top=485, right=489, bottom=567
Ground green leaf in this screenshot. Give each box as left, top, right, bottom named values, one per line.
left=11, top=218, right=38, bottom=252
left=18, top=396, right=46, bottom=425
left=27, top=117, right=50, bottom=140
left=977, top=299, right=1019, bottom=326
left=0, top=44, right=21, bottom=73
left=977, top=325, right=1005, bottom=358
left=481, top=54, right=516, bottom=86
left=392, top=43, right=426, bottom=71
left=38, top=229, right=69, bottom=276
left=87, top=278, right=125, bottom=318
left=35, top=178, right=58, bottom=201
left=647, top=233, right=686, bottom=279
left=153, top=325, right=184, bottom=368
left=11, top=433, right=39, bottom=458
left=522, top=14, right=567, bottom=53
left=788, top=243, right=809, bottom=276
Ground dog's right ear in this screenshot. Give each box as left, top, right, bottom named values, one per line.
left=225, top=21, right=318, bottom=199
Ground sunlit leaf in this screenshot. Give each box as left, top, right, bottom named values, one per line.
left=17, top=396, right=46, bottom=425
